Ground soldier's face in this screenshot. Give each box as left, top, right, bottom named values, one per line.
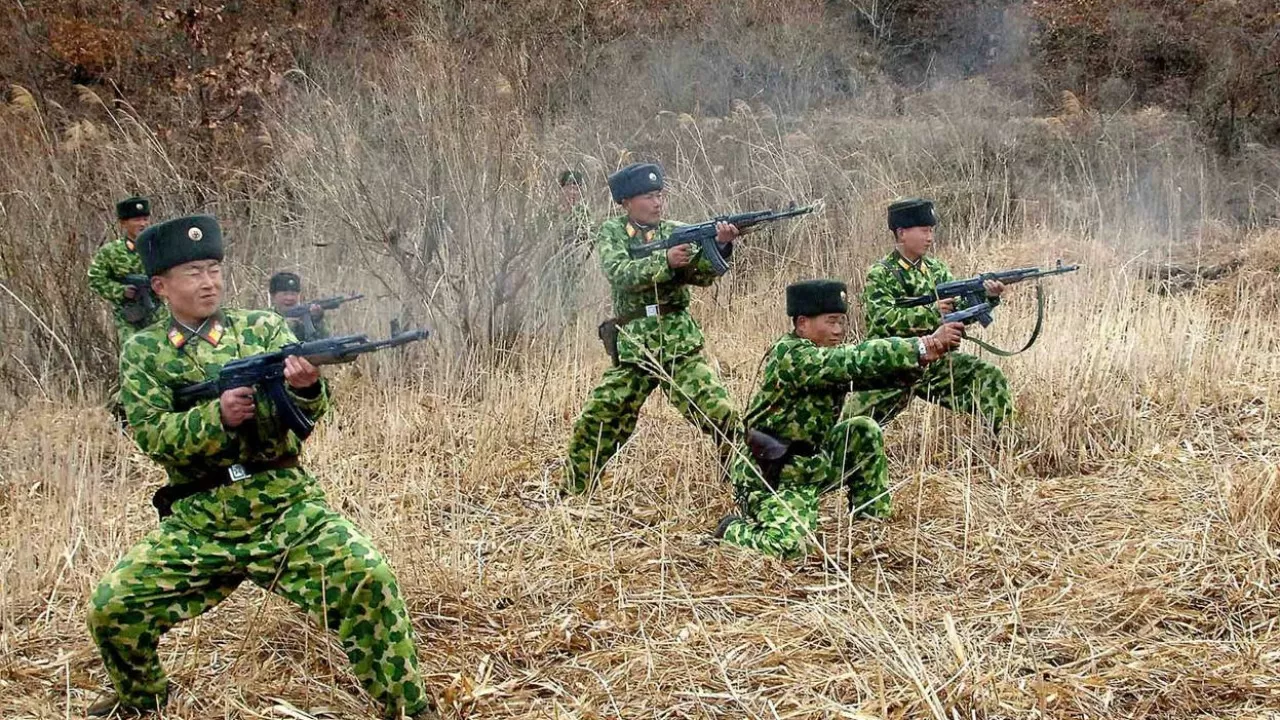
left=155, top=260, right=223, bottom=321
left=561, top=183, right=582, bottom=206
left=120, top=216, right=150, bottom=240
left=796, top=312, right=847, bottom=347
left=272, top=291, right=300, bottom=310
left=896, top=225, right=934, bottom=260
left=623, top=190, right=664, bottom=225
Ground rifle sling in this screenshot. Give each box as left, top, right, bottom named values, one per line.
left=152, top=455, right=300, bottom=519
left=964, top=283, right=1046, bottom=357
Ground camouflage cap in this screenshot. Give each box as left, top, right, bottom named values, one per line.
left=138, top=215, right=224, bottom=276
left=786, top=279, right=849, bottom=318
left=887, top=198, right=937, bottom=231
left=116, top=196, right=151, bottom=220
left=608, top=163, right=664, bottom=204
left=269, top=271, right=302, bottom=293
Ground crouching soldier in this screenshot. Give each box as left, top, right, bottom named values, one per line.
left=714, top=280, right=962, bottom=559
left=85, top=215, right=438, bottom=719
left=844, top=198, right=1013, bottom=433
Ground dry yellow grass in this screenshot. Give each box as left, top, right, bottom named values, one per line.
left=2, top=230, right=1278, bottom=719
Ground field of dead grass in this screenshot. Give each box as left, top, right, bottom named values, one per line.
left=2, top=230, right=1278, bottom=719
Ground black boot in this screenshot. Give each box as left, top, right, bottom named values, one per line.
left=712, top=514, right=741, bottom=539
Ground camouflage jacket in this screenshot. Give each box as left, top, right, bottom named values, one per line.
left=560, top=202, right=594, bottom=251
left=87, top=237, right=157, bottom=328
left=862, top=250, right=999, bottom=338
left=596, top=215, right=728, bottom=365
left=120, top=309, right=330, bottom=539
left=746, top=333, right=921, bottom=449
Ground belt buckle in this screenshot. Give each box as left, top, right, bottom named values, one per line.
left=645, top=304, right=659, bottom=318
left=228, top=464, right=249, bottom=482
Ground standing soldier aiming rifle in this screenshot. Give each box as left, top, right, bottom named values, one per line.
left=268, top=271, right=363, bottom=341
left=86, top=215, right=437, bottom=719
left=562, top=162, right=743, bottom=494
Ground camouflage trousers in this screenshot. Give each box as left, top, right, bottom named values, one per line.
left=87, top=498, right=430, bottom=718
left=843, top=352, right=1012, bottom=433
left=721, top=416, right=890, bottom=559
left=564, top=353, right=741, bottom=493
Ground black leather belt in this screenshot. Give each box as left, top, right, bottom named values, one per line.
left=152, top=456, right=301, bottom=519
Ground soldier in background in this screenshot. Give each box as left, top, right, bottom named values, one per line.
left=268, top=271, right=330, bottom=341
left=88, top=196, right=161, bottom=348
left=547, top=169, right=595, bottom=321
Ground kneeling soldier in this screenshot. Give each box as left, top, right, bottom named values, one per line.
left=563, top=162, right=741, bottom=494
left=715, top=280, right=962, bottom=559
left=844, top=198, right=1013, bottom=432
left=86, top=216, right=437, bottom=719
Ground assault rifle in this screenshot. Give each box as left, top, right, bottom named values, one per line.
left=894, top=260, right=1079, bottom=312
left=282, top=293, right=364, bottom=319
left=942, top=302, right=996, bottom=327
left=172, top=328, right=429, bottom=440
left=120, top=273, right=158, bottom=327
left=283, top=293, right=363, bottom=338
left=626, top=201, right=824, bottom=276
left=899, top=261, right=1080, bottom=355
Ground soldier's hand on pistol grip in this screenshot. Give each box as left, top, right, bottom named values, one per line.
left=666, top=243, right=696, bottom=269
left=919, top=322, right=965, bottom=364
left=219, top=386, right=256, bottom=428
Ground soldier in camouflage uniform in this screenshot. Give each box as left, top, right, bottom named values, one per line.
left=844, top=199, right=1014, bottom=433
left=88, top=196, right=162, bottom=348
left=86, top=216, right=437, bottom=719
left=713, top=280, right=963, bottom=558
left=545, top=170, right=595, bottom=320
left=268, top=271, right=331, bottom=341
left=563, top=162, right=742, bottom=494
left=557, top=169, right=593, bottom=249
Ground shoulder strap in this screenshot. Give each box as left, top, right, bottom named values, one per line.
left=879, top=256, right=910, bottom=293
left=964, top=284, right=1046, bottom=357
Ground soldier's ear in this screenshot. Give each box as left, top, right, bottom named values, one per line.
left=150, top=275, right=166, bottom=300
